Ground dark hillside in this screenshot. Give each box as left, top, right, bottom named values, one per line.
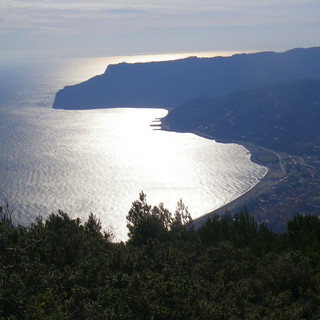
left=162, top=79, right=320, bottom=156
left=53, top=46, right=320, bottom=109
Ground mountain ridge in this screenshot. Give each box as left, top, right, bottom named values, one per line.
left=53, top=46, right=320, bottom=109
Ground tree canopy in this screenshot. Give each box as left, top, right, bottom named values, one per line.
left=1, top=196, right=320, bottom=319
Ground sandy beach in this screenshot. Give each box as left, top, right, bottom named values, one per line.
left=192, top=132, right=286, bottom=228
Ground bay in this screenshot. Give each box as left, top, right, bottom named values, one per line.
left=0, top=54, right=267, bottom=241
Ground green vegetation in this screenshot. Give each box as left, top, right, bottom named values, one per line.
left=1, top=194, right=320, bottom=319
left=253, top=151, right=278, bottom=164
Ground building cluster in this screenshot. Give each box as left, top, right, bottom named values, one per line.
left=246, top=152, right=320, bottom=232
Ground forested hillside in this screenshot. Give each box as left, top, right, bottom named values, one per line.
left=162, top=79, right=320, bottom=156
left=1, top=195, right=320, bottom=319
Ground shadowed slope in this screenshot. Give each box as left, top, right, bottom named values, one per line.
left=162, top=79, right=320, bottom=156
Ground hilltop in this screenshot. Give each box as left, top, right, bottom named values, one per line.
left=2, top=198, right=320, bottom=319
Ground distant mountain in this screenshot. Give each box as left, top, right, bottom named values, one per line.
left=162, top=79, right=320, bottom=156
left=53, top=47, right=320, bottom=109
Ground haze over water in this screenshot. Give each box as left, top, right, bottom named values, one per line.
left=0, top=52, right=267, bottom=241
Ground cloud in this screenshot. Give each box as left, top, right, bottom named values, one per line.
left=1, top=0, right=319, bottom=60
left=2, top=0, right=319, bottom=30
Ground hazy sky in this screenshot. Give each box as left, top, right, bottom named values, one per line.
left=1, top=0, right=319, bottom=61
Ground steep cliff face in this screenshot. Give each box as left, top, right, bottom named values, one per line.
left=53, top=47, right=320, bottom=109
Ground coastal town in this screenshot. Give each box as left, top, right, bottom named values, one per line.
left=195, top=142, right=320, bottom=233
left=247, top=149, right=320, bottom=232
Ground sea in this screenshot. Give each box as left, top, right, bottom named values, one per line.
left=0, top=52, right=267, bottom=241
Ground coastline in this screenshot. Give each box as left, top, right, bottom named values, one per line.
left=182, top=131, right=286, bottom=228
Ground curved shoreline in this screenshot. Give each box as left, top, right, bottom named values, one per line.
left=184, top=131, right=286, bottom=228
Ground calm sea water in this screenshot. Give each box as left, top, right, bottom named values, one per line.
left=0, top=54, right=267, bottom=241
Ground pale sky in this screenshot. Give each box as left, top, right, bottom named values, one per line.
left=1, top=0, right=319, bottom=61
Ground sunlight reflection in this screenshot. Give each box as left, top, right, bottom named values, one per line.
left=65, top=108, right=266, bottom=241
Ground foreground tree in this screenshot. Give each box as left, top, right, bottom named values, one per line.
left=126, top=192, right=192, bottom=245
